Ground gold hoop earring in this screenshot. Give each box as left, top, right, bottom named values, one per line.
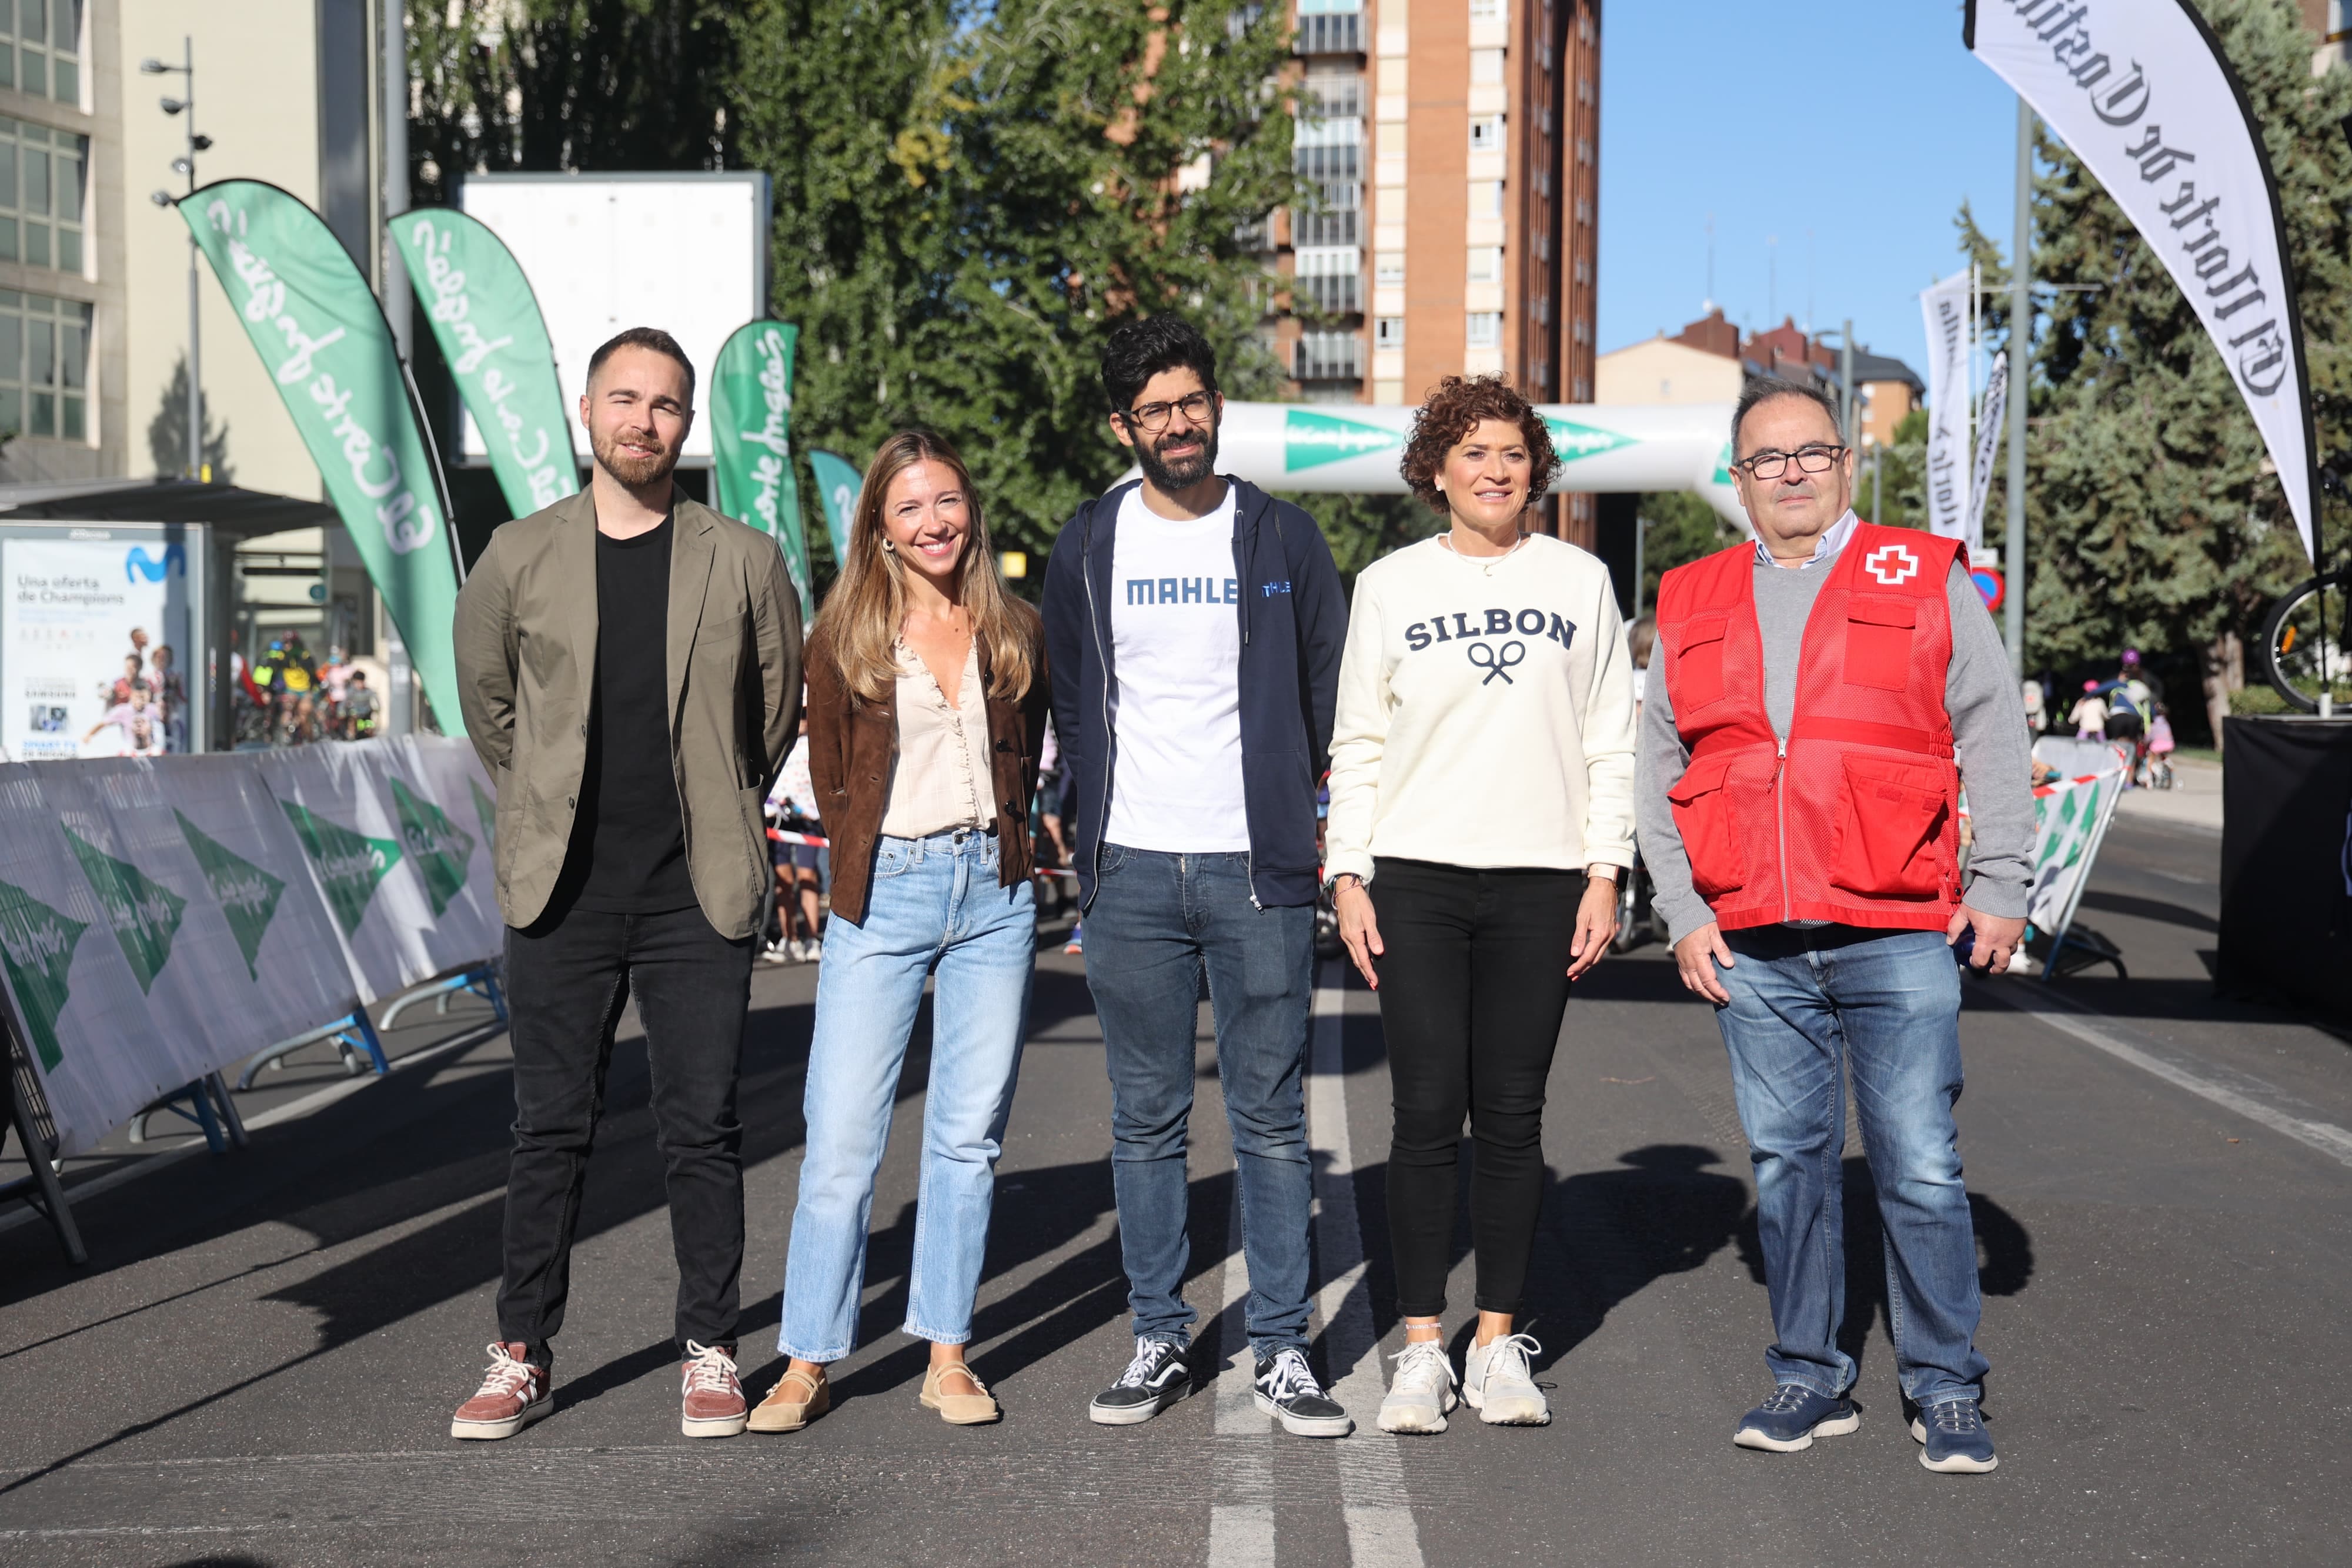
left=882, top=539, right=896, bottom=553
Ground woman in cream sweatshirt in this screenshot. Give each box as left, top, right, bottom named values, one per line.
left=1325, top=375, right=1637, bottom=1435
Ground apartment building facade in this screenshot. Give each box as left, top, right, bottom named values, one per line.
left=1278, top=0, right=1602, bottom=543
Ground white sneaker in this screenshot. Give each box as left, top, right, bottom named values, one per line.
left=1377, top=1338, right=1459, bottom=1434
left=1461, top=1333, right=1549, bottom=1426
left=803, top=937, right=823, bottom=962
left=785, top=938, right=807, bottom=962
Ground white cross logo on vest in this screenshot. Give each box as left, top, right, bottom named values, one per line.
left=1863, top=543, right=1919, bottom=587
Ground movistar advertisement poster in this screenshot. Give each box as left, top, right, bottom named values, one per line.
left=0, top=523, right=209, bottom=761
left=710, top=320, right=813, bottom=621
left=390, top=206, right=580, bottom=520
left=178, top=179, right=468, bottom=736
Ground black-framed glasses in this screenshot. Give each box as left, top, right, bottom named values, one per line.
left=1120, top=391, right=1215, bottom=432
left=1736, top=443, right=1847, bottom=480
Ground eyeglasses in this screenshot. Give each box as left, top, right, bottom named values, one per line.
left=1735, top=443, right=1847, bottom=480
left=1120, top=391, right=1215, bottom=433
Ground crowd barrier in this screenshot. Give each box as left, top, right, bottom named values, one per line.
left=0, top=737, right=503, bottom=1171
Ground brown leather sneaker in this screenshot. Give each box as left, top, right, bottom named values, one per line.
left=680, top=1340, right=749, bottom=1437
left=450, top=1342, right=552, bottom=1440
left=748, top=1365, right=830, bottom=1433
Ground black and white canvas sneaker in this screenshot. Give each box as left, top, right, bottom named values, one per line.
left=1088, top=1337, right=1192, bottom=1426
left=1254, top=1346, right=1353, bottom=1437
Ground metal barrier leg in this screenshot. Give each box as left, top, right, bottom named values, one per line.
left=349, top=1011, right=392, bottom=1075
left=6, top=1082, right=85, bottom=1265
left=206, top=1073, right=249, bottom=1149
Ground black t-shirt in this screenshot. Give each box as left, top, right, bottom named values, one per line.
left=554, top=515, right=696, bottom=914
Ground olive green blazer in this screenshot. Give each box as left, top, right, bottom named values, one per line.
left=452, top=489, right=803, bottom=939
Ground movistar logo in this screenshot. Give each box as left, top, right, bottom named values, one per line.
left=126, top=545, right=186, bottom=581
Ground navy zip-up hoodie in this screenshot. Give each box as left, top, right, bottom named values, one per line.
left=1041, top=476, right=1347, bottom=911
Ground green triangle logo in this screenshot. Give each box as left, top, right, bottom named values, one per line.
left=1542, top=416, right=1638, bottom=466
left=175, top=810, right=285, bottom=981
left=1711, top=440, right=1736, bottom=486
left=280, top=800, right=402, bottom=937
left=470, top=779, right=498, bottom=861
left=64, top=828, right=186, bottom=996
left=1284, top=409, right=1403, bottom=473
left=390, top=777, right=476, bottom=918
left=0, top=878, right=86, bottom=1071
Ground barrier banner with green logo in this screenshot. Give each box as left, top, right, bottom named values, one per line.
left=710, top=320, right=813, bottom=621
left=179, top=179, right=468, bottom=736
left=390, top=206, right=579, bottom=520
left=808, top=449, right=862, bottom=566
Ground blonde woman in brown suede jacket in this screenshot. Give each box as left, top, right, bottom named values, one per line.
left=747, top=431, right=1048, bottom=1436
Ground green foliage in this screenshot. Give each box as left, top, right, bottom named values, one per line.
left=1289, top=490, right=1444, bottom=589
left=412, top=1, right=1305, bottom=566
left=1629, top=490, right=1737, bottom=612
left=1860, top=406, right=1928, bottom=531
left=2007, top=0, right=2349, bottom=683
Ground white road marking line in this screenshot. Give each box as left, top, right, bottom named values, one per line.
left=1308, top=970, right=1425, bottom=1568
left=1982, top=987, right=2352, bottom=1168
left=1209, top=1154, right=1276, bottom=1567
left=0, top=1019, right=505, bottom=1241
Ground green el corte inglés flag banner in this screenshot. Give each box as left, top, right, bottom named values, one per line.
left=180, top=179, right=467, bottom=736
left=710, top=320, right=813, bottom=621
left=807, top=449, right=862, bottom=567
left=390, top=206, right=579, bottom=519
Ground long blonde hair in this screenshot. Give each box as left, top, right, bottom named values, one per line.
left=813, top=430, right=1038, bottom=703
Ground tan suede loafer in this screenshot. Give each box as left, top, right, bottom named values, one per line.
left=747, top=1366, right=828, bottom=1433
left=920, top=1362, right=1000, bottom=1426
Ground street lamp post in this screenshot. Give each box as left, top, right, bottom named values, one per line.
left=141, top=40, right=209, bottom=481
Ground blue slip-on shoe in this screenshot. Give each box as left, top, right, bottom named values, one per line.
left=1911, top=1398, right=1998, bottom=1473
left=1733, top=1383, right=1860, bottom=1452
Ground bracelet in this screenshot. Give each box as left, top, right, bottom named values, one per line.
left=1330, top=872, right=1364, bottom=892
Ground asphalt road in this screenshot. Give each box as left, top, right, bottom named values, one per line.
left=4, top=813, right=2350, bottom=1566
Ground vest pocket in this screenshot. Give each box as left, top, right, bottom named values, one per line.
left=1665, top=750, right=1746, bottom=901
left=1829, top=755, right=1950, bottom=900
left=1672, top=613, right=1730, bottom=709
left=1843, top=596, right=1916, bottom=691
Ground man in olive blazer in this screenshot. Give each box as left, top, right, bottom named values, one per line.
left=447, top=327, right=800, bottom=1445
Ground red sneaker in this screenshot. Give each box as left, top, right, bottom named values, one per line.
left=681, top=1340, right=748, bottom=1437
left=450, top=1342, right=552, bottom=1440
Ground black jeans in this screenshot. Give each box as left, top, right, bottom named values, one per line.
left=1369, top=858, right=1583, bottom=1318
left=497, top=903, right=754, bottom=1366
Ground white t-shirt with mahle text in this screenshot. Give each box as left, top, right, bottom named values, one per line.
left=1105, top=484, right=1251, bottom=852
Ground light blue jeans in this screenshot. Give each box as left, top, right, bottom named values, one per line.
left=780, top=828, right=1036, bottom=1360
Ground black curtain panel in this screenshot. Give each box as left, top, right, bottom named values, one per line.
left=2217, top=716, right=2352, bottom=1022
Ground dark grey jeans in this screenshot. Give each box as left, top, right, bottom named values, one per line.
left=497, top=902, right=753, bottom=1367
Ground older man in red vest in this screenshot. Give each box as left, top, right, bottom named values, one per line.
left=1637, top=377, right=2033, bottom=1475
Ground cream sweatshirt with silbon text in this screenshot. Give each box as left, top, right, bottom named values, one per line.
left=1324, top=533, right=1638, bottom=883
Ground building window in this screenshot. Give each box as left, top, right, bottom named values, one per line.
left=1470, top=49, right=1505, bottom=85
left=1469, top=115, right=1503, bottom=152
left=1470, top=180, right=1504, bottom=218
left=1469, top=0, right=1505, bottom=19
left=1467, top=246, right=1502, bottom=283
left=1375, top=252, right=1405, bottom=285
left=1465, top=312, right=1501, bottom=348
left=0, top=287, right=92, bottom=441
left=1295, top=330, right=1362, bottom=381
left=1, top=1, right=81, bottom=104
left=1375, top=316, right=1403, bottom=347
left=0, top=119, right=88, bottom=276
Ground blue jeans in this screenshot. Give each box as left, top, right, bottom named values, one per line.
left=780, top=828, right=1035, bottom=1360
left=1083, top=845, right=1315, bottom=1356
left=1716, top=926, right=1989, bottom=1406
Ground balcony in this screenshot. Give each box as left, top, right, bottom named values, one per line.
left=1299, top=272, right=1360, bottom=313
left=1292, top=206, right=1359, bottom=248
left=1293, top=143, right=1360, bottom=182
left=1295, top=331, right=1363, bottom=381
left=1294, top=14, right=1362, bottom=55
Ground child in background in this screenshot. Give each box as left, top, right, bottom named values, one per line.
left=2070, top=680, right=2107, bottom=741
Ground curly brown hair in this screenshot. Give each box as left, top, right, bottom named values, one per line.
left=1399, top=375, right=1559, bottom=515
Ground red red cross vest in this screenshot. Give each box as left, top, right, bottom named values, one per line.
left=1655, top=523, right=1965, bottom=933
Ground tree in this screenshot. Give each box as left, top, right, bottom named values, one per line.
left=146, top=355, right=233, bottom=483
left=2010, top=0, right=2351, bottom=745
left=1625, top=490, right=1737, bottom=616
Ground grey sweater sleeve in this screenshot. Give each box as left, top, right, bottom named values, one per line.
left=1632, top=560, right=2038, bottom=941
left=1635, top=659, right=1715, bottom=943
left=1942, top=560, right=2034, bottom=918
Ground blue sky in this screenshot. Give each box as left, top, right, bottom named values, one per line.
left=1596, top=1, right=2021, bottom=375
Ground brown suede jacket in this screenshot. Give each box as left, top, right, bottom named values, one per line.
left=803, top=614, right=1050, bottom=927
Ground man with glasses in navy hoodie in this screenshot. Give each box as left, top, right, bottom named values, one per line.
left=1043, top=316, right=1352, bottom=1437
